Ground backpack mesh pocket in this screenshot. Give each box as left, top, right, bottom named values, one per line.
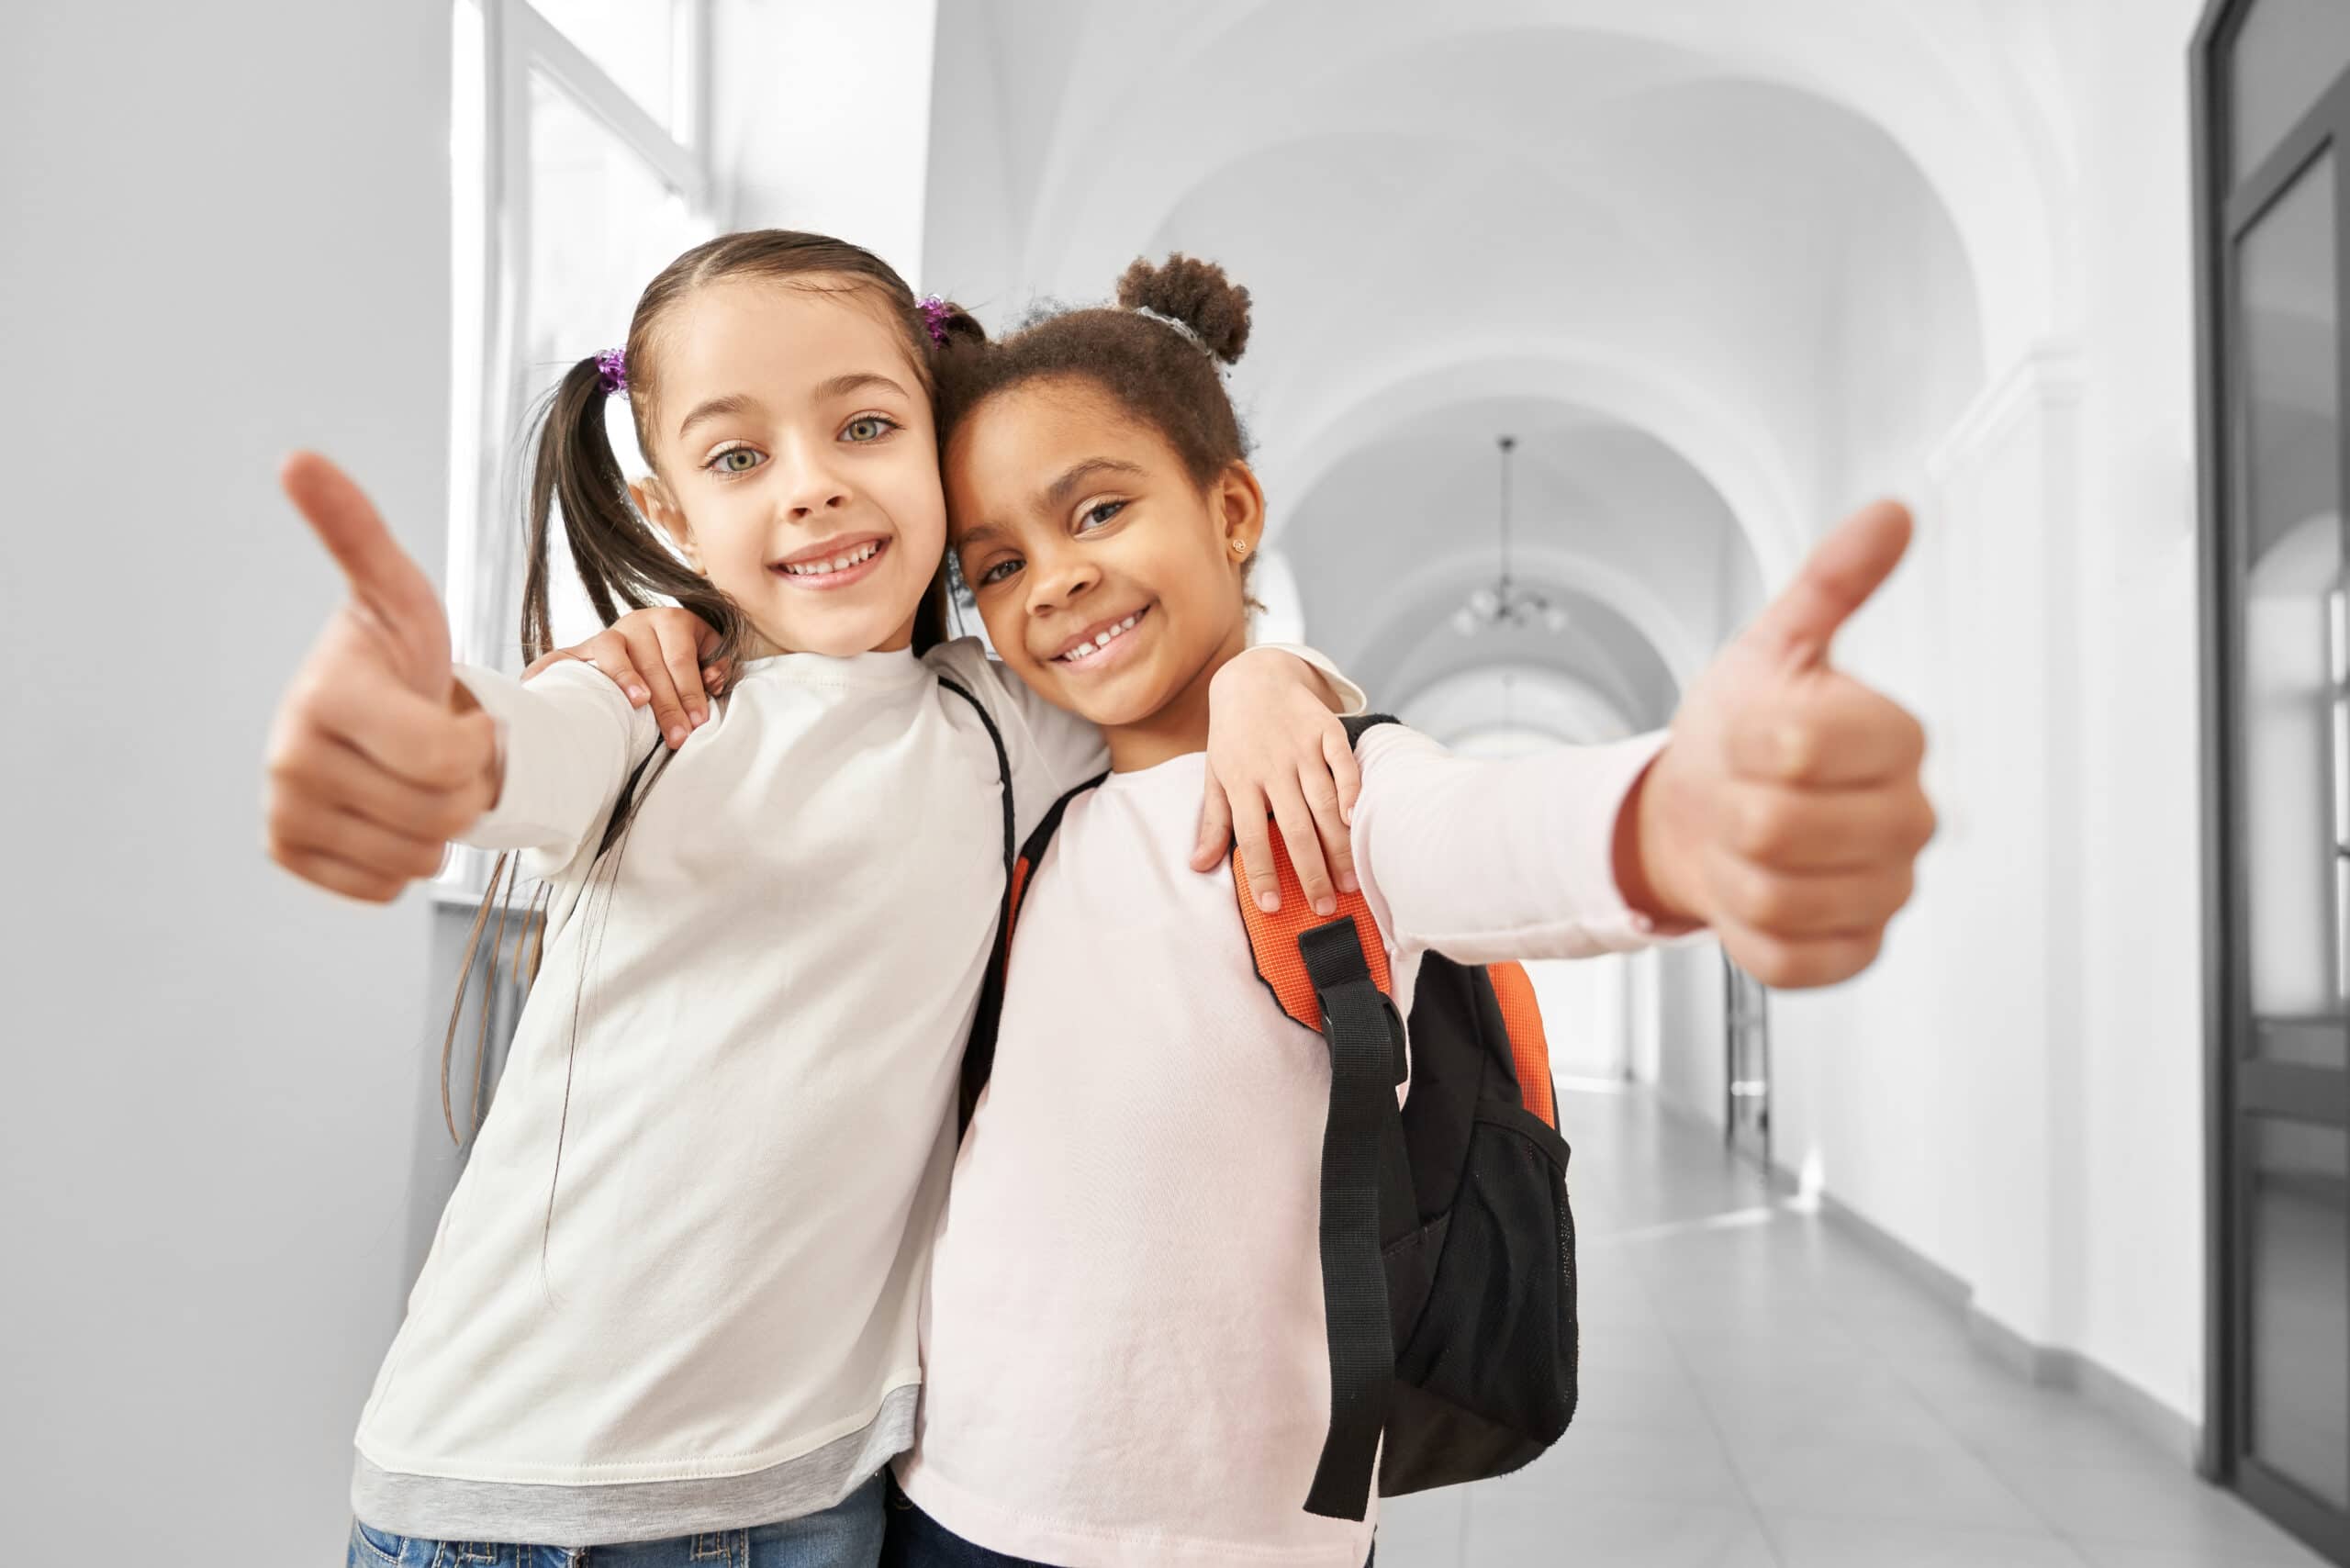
left=1392, top=1109, right=1578, bottom=1451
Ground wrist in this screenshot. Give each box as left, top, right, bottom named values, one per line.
left=1614, top=751, right=1701, bottom=925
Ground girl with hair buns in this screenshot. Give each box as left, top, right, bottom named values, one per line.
left=583, top=253, right=1932, bottom=1567
left=262, top=230, right=1366, bottom=1568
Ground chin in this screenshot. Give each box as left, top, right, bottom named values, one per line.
left=1036, top=662, right=1175, bottom=729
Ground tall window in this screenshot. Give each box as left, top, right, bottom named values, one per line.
left=447, top=0, right=713, bottom=676
left=442, top=0, right=713, bottom=897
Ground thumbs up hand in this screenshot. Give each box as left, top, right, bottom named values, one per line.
left=264, top=453, right=501, bottom=902
left=1620, top=500, right=1937, bottom=989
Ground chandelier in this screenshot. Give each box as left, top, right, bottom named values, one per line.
left=1453, top=434, right=1569, bottom=636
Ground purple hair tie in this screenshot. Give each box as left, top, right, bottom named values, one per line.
left=595, top=347, right=628, bottom=395
left=918, top=296, right=953, bottom=346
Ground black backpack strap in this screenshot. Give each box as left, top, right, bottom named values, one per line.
left=934, top=678, right=1014, bottom=1134
left=1298, top=916, right=1409, bottom=1522
left=948, top=755, right=1109, bottom=1134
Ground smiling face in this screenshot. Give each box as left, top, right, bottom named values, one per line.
left=633, top=276, right=946, bottom=657
left=947, top=375, right=1264, bottom=745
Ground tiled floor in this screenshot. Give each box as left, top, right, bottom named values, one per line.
left=1376, top=1088, right=2333, bottom=1568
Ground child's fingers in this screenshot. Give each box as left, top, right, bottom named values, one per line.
left=322, top=678, right=498, bottom=795
left=1725, top=677, right=1925, bottom=790
left=1296, top=763, right=1356, bottom=899
left=1268, top=777, right=1337, bottom=918
left=641, top=614, right=713, bottom=729
left=1228, top=782, right=1282, bottom=913
left=1322, top=726, right=1362, bottom=828
left=1714, top=910, right=1887, bottom=991
left=1192, top=771, right=1235, bottom=871
left=1701, top=846, right=1917, bottom=944
left=612, top=623, right=692, bottom=747
left=269, top=843, right=409, bottom=904
left=273, top=799, right=452, bottom=885
left=1712, top=778, right=1937, bottom=874
left=554, top=633, right=648, bottom=703
left=269, top=729, right=484, bottom=843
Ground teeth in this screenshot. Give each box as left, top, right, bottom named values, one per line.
left=783, top=541, right=880, bottom=577
left=1059, top=611, right=1143, bottom=662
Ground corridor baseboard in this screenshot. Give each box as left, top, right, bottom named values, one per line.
left=1808, top=1182, right=2200, bottom=1469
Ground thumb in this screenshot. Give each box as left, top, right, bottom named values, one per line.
left=1743, top=498, right=1913, bottom=671
left=281, top=451, right=452, bottom=691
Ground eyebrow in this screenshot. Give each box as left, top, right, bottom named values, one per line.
left=677, top=392, right=761, bottom=440
left=1042, top=458, right=1149, bottom=511
left=676, top=373, right=916, bottom=440
left=813, top=371, right=915, bottom=404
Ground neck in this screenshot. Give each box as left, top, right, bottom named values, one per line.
left=1103, top=618, right=1250, bottom=773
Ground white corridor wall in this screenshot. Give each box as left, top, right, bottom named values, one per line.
left=1, top=2, right=453, bottom=1558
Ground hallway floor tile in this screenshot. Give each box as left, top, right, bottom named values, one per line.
left=1375, top=1088, right=2330, bottom=1567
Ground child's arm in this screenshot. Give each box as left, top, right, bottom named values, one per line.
left=1358, top=502, right=1936, bottom=991
left=263, top=453, right=638, bottom=902
left=552, top=610, right=1370, bottom=914
left=924, top=638, right=1367, bottom=912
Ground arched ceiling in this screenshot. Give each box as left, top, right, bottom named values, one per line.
left=925, top=0, right=2064, bottom=738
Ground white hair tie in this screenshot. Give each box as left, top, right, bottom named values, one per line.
left=1127, top=305, right=1213, bottom=356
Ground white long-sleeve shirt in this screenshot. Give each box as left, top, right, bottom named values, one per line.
left=349, top=638, right=1355, bottom=1547
left=897, top=725, right=1673, bottom=1568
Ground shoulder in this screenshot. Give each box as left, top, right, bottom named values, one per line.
left=920, top=635, right=998, bottom=690
left=1354, top=720, right=1445, bottom=774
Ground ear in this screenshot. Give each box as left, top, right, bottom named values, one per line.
left=631, top=476, right=701, bottom=572
left=1212, top=460, right=1267, bottom=566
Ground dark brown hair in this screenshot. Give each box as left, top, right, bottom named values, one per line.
left=936, top=252, right=1253, bottom=486
left=934, top=254, right=1259, bottom=612
left=520, top=228, right=986, bottom=669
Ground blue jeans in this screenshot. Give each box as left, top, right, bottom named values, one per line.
left=348, top=1473, right=885, bottom=1567
left=877, top=1475, right=1371, bottom=1568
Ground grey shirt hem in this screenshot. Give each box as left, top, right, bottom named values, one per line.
left=350, top=1382, right=917, bottom=1547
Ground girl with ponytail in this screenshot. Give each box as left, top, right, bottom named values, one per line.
left=261, top=230, right=1366, bottom=1568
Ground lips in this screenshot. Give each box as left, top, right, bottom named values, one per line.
left=1049, top=604, right=1151, bottom=665
left=767, top=534, right=890, bottom=591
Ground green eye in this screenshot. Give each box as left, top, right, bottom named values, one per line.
left=845, top=416, right=897, bottom=442
left=711, top=447, right=762, bottom=474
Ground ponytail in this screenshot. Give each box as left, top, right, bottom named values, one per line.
left=519, top=354, right=746, bottom=670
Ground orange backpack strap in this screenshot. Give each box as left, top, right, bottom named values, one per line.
left=1229, top=845, right=1393, bottom=1030
left=1484, top=961, right=1557, bottom=1126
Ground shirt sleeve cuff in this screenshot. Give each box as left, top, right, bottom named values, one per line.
left=1550, top=730, right=1706, bottom=947
left=451, top=663, right=632, bottom=852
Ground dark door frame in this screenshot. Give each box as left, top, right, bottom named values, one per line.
left=2196, top=2, right=2350, bottom=1559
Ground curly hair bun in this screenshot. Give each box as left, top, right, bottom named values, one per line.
left=1115, top=253, right=1252, bottom=365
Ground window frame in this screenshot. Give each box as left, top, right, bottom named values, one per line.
left=439, top=0, right=713, bottom=900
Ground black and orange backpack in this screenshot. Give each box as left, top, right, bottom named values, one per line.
left=957, top=714, right=1580, bottom=1524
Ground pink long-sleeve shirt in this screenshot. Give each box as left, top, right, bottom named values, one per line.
left=896, top=724, right=1676, bottom=1567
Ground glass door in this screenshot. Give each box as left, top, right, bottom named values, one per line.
left=1724, top=958, right=1770, bottom=1170
left=2201, top=4, right=2350, bottom=1555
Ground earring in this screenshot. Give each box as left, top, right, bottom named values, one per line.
left=1232, top=538, right=1250, bottom=557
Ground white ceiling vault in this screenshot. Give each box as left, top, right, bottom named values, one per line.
left=922, top=0, right=2070, bottom=741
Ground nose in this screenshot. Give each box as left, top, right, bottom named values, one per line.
left=774, top=434, right=852, bottom=521
left=1024, top=539, right=1100, bottom=617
